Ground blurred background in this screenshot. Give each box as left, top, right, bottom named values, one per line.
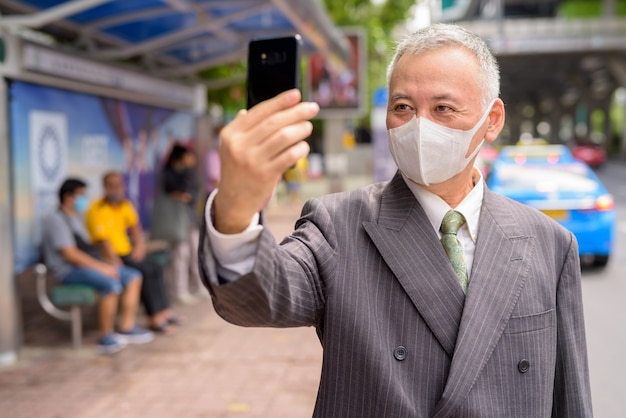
left=1, top=0, right=625, bottom=416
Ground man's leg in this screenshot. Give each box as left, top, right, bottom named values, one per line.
left=171, top=240, right=194, bottom=303
left=98, top=293, right=119, bottom=336
left=61, top=267, right=122, bottom=338
left=122, top=256, right=171, bottom=329
left=117, top=271, right=142, bottom=331
left=114, top=265, right=154, bottom=344
left=188, top=227, right=206, bottom=296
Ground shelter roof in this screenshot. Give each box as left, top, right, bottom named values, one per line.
left=0, top=0, right=351, bottom=80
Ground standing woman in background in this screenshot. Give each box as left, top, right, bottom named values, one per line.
left=160, top=143, right=205, bottom=304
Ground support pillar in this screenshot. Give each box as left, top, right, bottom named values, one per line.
left=323, top=118, right=347, bottom=194
left=607, top=58, right=626, bottom=157
left=602, top=97, right=613, bottom=149
left=0, top=77, right=20, bottom=365
left=603, top=0, right=616, bottom=17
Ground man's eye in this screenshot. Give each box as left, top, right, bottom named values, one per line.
left=436, top=105, right=451, bottom=112
left=394, top=104, right=412, bottom=111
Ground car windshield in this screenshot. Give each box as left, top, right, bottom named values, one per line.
left=494, top=163, right=598, bottom=192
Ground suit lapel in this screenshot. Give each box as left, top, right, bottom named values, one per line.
left=433, top=189, right=536, bottom=417
left=363, top=173, right=466, bottom=357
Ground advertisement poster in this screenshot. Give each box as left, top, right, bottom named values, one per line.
left=307, top=29, right=366, bottom=118
left=10, top=81, right=197, bottom=273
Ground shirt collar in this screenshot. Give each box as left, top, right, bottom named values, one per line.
left=402, top=168, right=484, bottom=242
left=97, top=197, right=127, bottom=208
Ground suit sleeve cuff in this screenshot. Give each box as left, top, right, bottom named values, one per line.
left=204, top=189, right=262, bottom=280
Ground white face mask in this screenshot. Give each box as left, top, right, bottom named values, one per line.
left=387, top=101, right=494, bottom=186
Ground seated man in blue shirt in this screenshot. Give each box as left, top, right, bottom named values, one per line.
left=41, top=178, right=153, bottom=354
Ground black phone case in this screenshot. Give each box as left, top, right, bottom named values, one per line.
left=246, top=35, right=302, bottom=109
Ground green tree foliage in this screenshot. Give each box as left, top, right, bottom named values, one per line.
left=322, top=0, right=416, bottom=122
left=199, top=0, right=415, bottom=121
left=558, top=0, right=626, bottom=18
left=197, top=62, right=246, bottom=119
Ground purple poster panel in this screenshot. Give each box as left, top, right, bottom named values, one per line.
left=10, top=81, right=197, bottom=273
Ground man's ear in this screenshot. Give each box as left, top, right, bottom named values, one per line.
left=485, top=98, right=505, bottom=143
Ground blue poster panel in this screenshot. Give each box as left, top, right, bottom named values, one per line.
left=10, top=81, right=197, bottom=273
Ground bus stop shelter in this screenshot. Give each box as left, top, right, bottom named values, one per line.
left=0, top=0, right=350, bottom=365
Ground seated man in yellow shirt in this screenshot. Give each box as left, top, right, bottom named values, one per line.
left=86, top=171, right=183, bottom=333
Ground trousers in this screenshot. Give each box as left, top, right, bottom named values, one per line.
left=170, top=227, right=203, bottom=297
left=122, top=255, right=169, bottom=316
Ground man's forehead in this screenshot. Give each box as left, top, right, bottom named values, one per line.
left=388, top=50, right=480, bottom=98
left=392, top=46, right=477, bottom=74
left=105, top=174, right=124, bottom=185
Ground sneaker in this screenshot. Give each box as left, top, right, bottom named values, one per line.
left=174, top=292, right=198, bottom=305
left=97, top=334, right=127, bottom=355
left=115, top=327, right=155, bottom=345
left=192, top=290, right=211, bottom=300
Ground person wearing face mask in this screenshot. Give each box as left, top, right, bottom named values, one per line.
left=41, top=178, right=154, bottom=354
left=197, top=24, right=591, bottom=417
left=85, top=172, right=185, bottom=334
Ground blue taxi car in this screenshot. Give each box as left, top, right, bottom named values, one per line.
left=487, top=145, right=615, bottom=268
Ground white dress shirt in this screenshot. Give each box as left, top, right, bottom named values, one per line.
left=205, top=169, right=485, bottom=281
left=401, top=168, right=484, bottom=277
left=204, top=191, right=263, bottom=281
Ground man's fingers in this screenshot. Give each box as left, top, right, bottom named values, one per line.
left=226, top=91, right=318, bottom=144
left=237, top=120, right=312, bottom=180
left=265, top=140, right=310, bottom=175
left=260, top=120, right=314, bottom=161
left=247, top=89, right=302, bottom=121
left=214, top=90, right=316, bottom=222
left=227, top=90, right=300, bottom=133
left=221, top=105, right=316, bottom=171
left=246, top=100, right=318, bottom=147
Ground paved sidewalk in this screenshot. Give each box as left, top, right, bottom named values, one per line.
left=1, top=176, right=373, bottom=418
left=2, top=304, right=322, bottom=418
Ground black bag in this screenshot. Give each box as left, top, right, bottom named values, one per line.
left=73, top=232, right=101, bottom=260
left=60, top=211, right=101, bottom=260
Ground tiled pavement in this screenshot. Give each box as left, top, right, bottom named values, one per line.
left=1, top=198, right=332, bottom=418
left=2, top=176, right=373, bottom=418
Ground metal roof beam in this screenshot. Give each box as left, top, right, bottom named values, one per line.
left=160, top=47, right=247, bottom=77
left=82, top=5, right=240, bottom=48
left=83, top=6, right=173, bottom=31
left=83, top=1, right=257, bottom=30
left=159, top=27, right=306, bottom=76
left=0, top=0, right=113, bottom=29
left=92, top=2, right=271, bottom=60
left=272, top=0, right=351, bottom=70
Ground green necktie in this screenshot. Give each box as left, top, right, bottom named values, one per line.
left=440, top=210, right=469, bottom=293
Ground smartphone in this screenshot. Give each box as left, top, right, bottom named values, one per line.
left=246, top=35, right=302, bottom=110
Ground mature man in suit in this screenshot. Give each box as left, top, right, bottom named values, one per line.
left=199, top=24, right=592, bottom=417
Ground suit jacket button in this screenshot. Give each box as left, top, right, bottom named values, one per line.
left=393, top=346, right=407, bottom=361
left=518, top=359, right=530, bottom=373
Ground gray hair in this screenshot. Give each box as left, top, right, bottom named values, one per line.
left=387, top=23, right=500, bottom=109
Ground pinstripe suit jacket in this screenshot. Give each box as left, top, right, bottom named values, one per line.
left=199, top=172, right=592, bottom=417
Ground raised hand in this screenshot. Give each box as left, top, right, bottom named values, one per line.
left=213, top=89, right=319, bottom=234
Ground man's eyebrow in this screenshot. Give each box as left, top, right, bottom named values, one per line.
left=389, top=93, right=459, bottom=102
left=389, top=93, right=411, bottom=102
left=433, top=93, right=457, bottom=101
